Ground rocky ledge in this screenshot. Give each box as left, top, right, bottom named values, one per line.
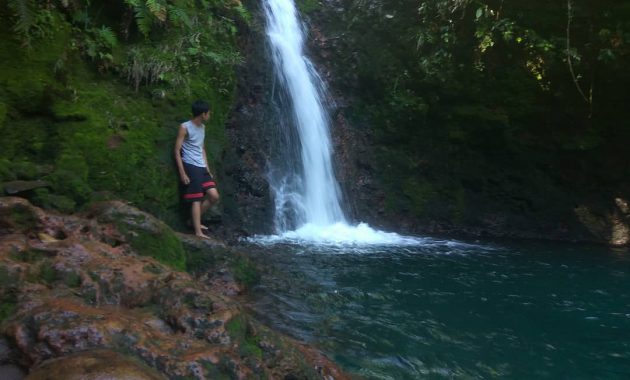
left=0, top=197, right=349, bottom=379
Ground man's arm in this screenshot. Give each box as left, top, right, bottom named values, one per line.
left=174, top=125, right=190, bottom=184
left=202, top=146, right=212, bottom=176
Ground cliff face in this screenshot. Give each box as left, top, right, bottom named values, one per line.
left=0, top=1, right=244, bottom=232
left=256, top=0, right=630, bottom=245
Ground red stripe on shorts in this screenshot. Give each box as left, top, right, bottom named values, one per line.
left=202, top=181, right=216, bottom=187
left=183, top=193, right=204, bottom=199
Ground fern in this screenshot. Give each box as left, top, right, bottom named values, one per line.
left=134, top=4, right=153, bottom=37
left=98, top=26, right=118, bottom=48
left=167, top=5, right=192, bottom=28
left=146, top=0, right=167, bottom=22
left=7, top=0, right=37, bottom=40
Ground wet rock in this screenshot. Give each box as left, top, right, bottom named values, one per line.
left=2, top=181, right=50, bottom=195
left=25, top=350, right=166, bottom=380
left=0, top=197, right=350, bottom=379
left=0, top=365, right=25, bottom=380
left=86, top=200, right=187, bottom=270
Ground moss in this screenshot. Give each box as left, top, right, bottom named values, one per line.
left=9, top=249, right=46, bottom=263
left=82, top=288, right=97, bottom=305
left=295, top=0, right=321, bottom=13
left=39, top=263, right=59, bottom=284
left=230, top=255, right=260, bottom=289
left=225, top=314, right=263, bottom=359
left=0, top=203, right=38, bottom=232
left=0, top=158, right=13, bottom=181
left=63, top=271, right=82, bottom=288
left=132, top=229, right=185, bottom=271
left=0, top=1, right=239, bottom=224
left=0, top=300, right=16, bottom=323
left=0, top=265, right=14, bottom=288
left=33, top=188, right=77, bottom=213
left=184, top=246, right=218, bottom=274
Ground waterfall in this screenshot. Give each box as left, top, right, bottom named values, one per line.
left=263, top=0, right=346, bottom=230
left=254, top=0, right=424, bottom=246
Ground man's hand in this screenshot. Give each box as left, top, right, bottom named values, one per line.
left=181, top=173, right=190, bottom=185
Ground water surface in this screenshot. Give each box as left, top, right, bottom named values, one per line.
left=242, top=239, right=630, bottom=379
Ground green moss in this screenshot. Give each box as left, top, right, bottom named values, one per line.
left=295, top=0, right=321, bottom=13
left=0, top=265, right=13, bottom=288
left=134, top=229, right=185, bottom=271
left=9, top=249, right=46, bottom=263
left=0, top=203, right=38, bottom=232
left=33, top=188, right=77, bottom=213
left=230, top=255, right=260, bottom=289
left=114, top=221, right=186, bottom=271
left=0, top=300, right=16, bottom=323
left=0, top=158, right=13, bottom=181
left=0, top=1, right=240, bottom=223
left=63, top=271, right=82, bottom=288
left=39, top=264, right=59, bottom=284
left=184, top=246, right=218, bottom=274
left=225, top=314, right=263, bottom=359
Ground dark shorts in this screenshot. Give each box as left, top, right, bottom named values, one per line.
left=182, top=163, right=216, bottom=202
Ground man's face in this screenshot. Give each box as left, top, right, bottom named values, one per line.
left=202, top=111, right=211, bottom=121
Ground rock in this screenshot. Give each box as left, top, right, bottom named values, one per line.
left=2, top=181, right=50, bottom=195
left=0, top=337, right=25, bottom=380
left=25, top=350, right=166, bottom=380
left=86, top=201, right=187, bottom=270
left=0, top=365, right=25, bottom=380
left=0, top=198, right=350, bottom=379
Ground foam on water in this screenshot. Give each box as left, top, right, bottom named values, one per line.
left=249, top=222, right=422, bottom=246
left=246, top=223, right=489, bottom=250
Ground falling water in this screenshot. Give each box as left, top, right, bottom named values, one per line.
left=263, top=0, right=346, bottom=230
left=259, top=0, right=425, bottom=245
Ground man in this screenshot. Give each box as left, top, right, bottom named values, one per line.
left=174, top=100, right=220, bottom=239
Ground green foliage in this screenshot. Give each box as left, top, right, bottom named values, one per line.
left=295, top=0, right=321, bottom=14
left=6, top=0, right=37, bottom=43
left=326, top=0, right=630, bottom=231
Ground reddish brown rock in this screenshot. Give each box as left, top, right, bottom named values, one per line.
left=0, top=197, right=350, bottom=379
left=25, top=349, right=166, bottom=380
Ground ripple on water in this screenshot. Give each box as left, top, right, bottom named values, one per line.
left=242, top=238, right=630, bottom=379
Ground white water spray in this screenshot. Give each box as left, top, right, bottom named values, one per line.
left=264, top=0, right=345, bottom=228
left=259, top=0, right=423, bottom=245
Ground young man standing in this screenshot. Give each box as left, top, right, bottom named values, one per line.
left=174, top=100, right=220, bottom=239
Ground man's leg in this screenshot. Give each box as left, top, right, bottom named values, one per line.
left=191, top=201, right=208, bottom=238
left=201, top=188, right=220, bottom=215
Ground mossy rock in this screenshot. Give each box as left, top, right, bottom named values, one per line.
left=0, top=197, right=40, bottom=233
left=26, top=349, right=167, bottom=380
left=32, top=188, right=76, bottom=213
left=88, top=201, right=186, bottom=271
left=230, top=254, right=260, bottom=289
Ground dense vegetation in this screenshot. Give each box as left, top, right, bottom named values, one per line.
left=1, top=0, right=628, bottom=243
left=305, top=0, right=630, bottom=241
left=0, top=0, right=247, bottom=226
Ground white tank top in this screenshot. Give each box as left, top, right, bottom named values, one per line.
left=181, top=120, right=206, bottom=168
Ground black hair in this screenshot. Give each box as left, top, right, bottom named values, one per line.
left=191, top=100, right=210, bottom=117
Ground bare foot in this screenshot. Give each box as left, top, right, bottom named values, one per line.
left=195, top=232, right=211, bottom=240
left=188, top=220, right=209, bottom=231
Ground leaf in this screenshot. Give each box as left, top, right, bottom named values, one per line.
left=98, top=26, right=118, bottom=48
left=476, top=7, right=483, bottom=20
